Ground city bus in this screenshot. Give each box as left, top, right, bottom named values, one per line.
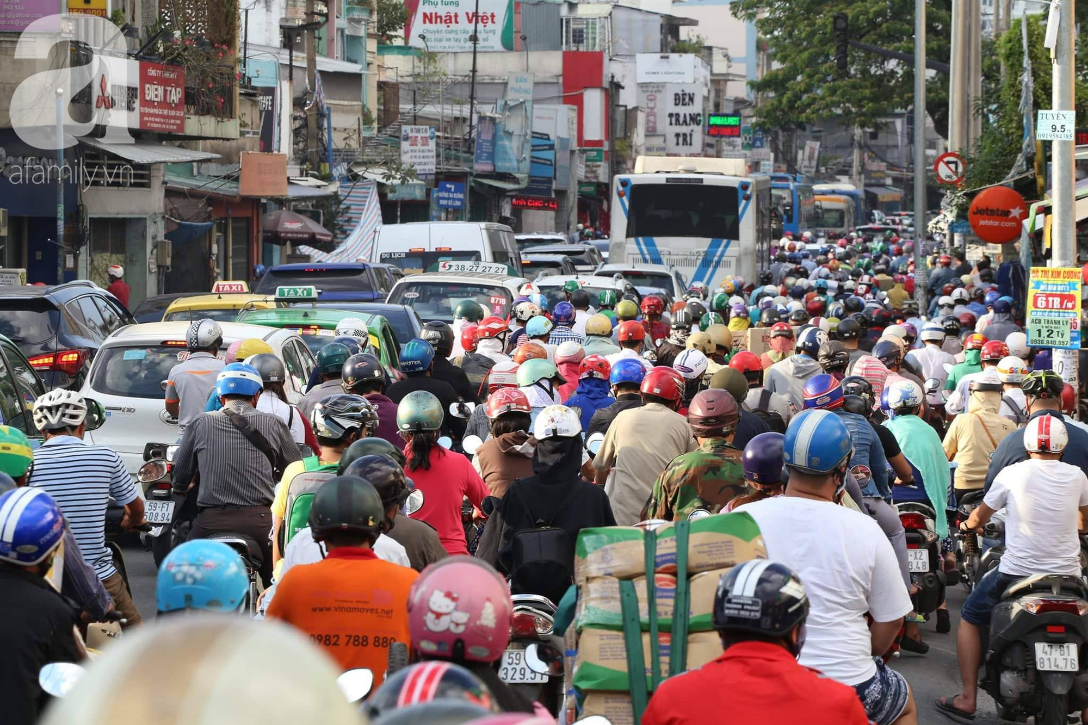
left=766, top=173, right=816, bottom=236
left=812, top=194, right=856, bottom=238
left=813, top=182, right=866, bottom=225
left=608, top=156, right=773, bottom=290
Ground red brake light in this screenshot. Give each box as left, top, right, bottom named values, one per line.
left=899, top=513, right=927, bottom=530
left=1023, top=598, right=1088, bottom=616
left=435, top=247, right=452, bottom=251
left=510, top=611, right=552, bottom=637
left=161, top=340, right=188, bottom=347
left=1048, top=625, right=1067, bottom=633
left=28, top=348, right=87, bottom=376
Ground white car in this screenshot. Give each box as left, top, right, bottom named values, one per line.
left=594, top=263, right=688, bottom=300
left=386, top=271, right=529, bottom=323
left=532, top=274, right=628, bottom=310
left=80, top=321, right=317, bottom=479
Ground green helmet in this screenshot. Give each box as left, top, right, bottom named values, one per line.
left=563, top=280, right=581, bottom=293
left=710, top=293, right=729, bottom=314
left=395, top=390, right=443, bottom=432
left=615, top=299, right=638, bottom=320
left=316, top=342, right=351, bottom=375
left=0, top=425, right=32, bottom=478
left=339, top=437, right=406, bottom=471
left=597, top=289, right=618, bottom=308
left=699, top=312, right=725, bottom=331
left=308, top=475, right=387, bottom=545
left=454, top=300, right=485, bottom=323
left=858, top=258, right=872, bottom=271
left=516, top=358, right=559, bottom=387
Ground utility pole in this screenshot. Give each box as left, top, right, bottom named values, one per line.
left=1051, top=0, right=1078, bottom=392
left=467, top=0, right=481, bottom=137
left=913, top=0, right=927, bottom=310
left=305, top=0, right=319, bottom=169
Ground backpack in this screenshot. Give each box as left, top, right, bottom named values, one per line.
left=750, top=389, right=787, bottom=433
left=1001, top=395, right=1027, bottom=426
left=505, top=480, right=582, bottom=603
left=280, top=457, right=339, bottom=551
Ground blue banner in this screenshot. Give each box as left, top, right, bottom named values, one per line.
left=434, top=181, right=466, bottom=209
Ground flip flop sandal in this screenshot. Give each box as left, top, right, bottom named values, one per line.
left=935, top=696, right=976, bottom=722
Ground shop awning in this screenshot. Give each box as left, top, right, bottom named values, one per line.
left=473, top=177, right=525, bottom=191
left=287, top=183, right=336, bottom=199
left=164, top=172, right=241, bottom=199
left=79, top=139, right=220, bottom=165
left=865, top=186, right=902, bottom=203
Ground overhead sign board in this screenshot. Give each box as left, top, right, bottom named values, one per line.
left=511, top=195, right=558, bottom=211
left=1037, top=110, right=1076, bottom=141
left=706, top=114, right=742, bottom=138
left=1027, top=267, right=1082, bottom=349
left=934, top=151, right=966, bottom=185
left=405, top=0, right=515, bottom=52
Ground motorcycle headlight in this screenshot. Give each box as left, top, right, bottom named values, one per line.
left=137, top=460, right=168, bottom=483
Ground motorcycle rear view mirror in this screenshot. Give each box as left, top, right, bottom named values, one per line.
left=83, top=398, right=107, bottom=432
left=924, top=378, right=942, bottom=394
left=688, top=509, right=712, bottom=521
left=942, top=362, right=954, bottom=374
left=585, top=432, right=605, bottom=456
left=523, top=643, right=564, bottom=677
left=160, top=380, right=169, bottom=391
left=449, top=401, right=476, bottom=419
left=437, top=436, right=453, bottom=449
left=39, top=662, right=86, bottom=698
left=575, top=717, right=615, bottom=725
left=336, top=668, right=374, bottom=703
left=405, top=489, right=425, bottom=516
left=461, top=435, right=484, bottom=455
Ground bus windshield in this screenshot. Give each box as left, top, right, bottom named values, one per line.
left=626, top=183, right=740, bottom=239
left=816, top=209, right=846, bottom=228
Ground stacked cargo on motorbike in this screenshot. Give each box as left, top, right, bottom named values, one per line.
left=564, top=512, right=767, bottom=724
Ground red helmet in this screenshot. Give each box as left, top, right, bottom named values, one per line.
left=892, top=245, right=903, bottom=256
left=939, top=254, right=952, bottom=266
left=512, top=342, right=548, bottom=364
left=981, top=340, right=1010, bottom=362
left=941, top=283, right=955, bottom=296
left=957, top=311, right=978, bottom=328
left=477, top=316, right=508, bottom=339
left=806, top=298, right=826, bottom=316
left=964, top=333, right=987, bottom=350
left=485, top=388, right=532, bottom=419
left=460, top=323, right=478, bottom=353
left=640, top=367, right=683, bottom=401
left=1062, top=383, right=1078, bottom=414
left=617, top=320, right=646, bottom=342
left=579, top=354, right=611, bottom=380
left=728, top=350, right=763, bottom=375
left=770, top=322, right=794, bottom=339
left=640, top=295, right=665, bottom=316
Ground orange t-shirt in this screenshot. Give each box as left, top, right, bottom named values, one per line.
left=265, top=547, right=418, bottom=680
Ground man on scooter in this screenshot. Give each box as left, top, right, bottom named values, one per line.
left=939, top=415, right=1088, bottom=721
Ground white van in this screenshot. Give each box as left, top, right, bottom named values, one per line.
left=373, top=222, right=523, bottom=277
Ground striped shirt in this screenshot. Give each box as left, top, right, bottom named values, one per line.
left=29, top=435, right=139, bottom=580
left=172, top=399, right=302, bottom=508
left=549, top=325, right=585, bottom=347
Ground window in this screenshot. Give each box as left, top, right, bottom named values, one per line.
left=88, top=345, right=186, bottom=399
left=563, top=18, right=605, bottom=51
left=76, top=297, right=109, bottom=339
left=92, top=296, right=124, bottom=334
left=626, top=183, right=741, bottom=240
left=373, top=267, right=393, bottom=294
left=381, top=327, right=400, bottom=369
left=0, top=343, right=42, bottom=435
left=280, top=340, right=308, bottom=395
left=0, top=349, right=30, bottom=432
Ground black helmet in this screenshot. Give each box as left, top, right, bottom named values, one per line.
left=841, top=375, right=874, bottom=408
left=835, top=317, right=860, bottom=340
left=316, top=342, right=352, bottom=376
left=713, top=559, right=809, bottom=654
left=842, top=394, right=870, bottom=417
left=1022, top=370, right=1065, bottom=399
left=817, top=340, right=849, bottom=371
left=339, top=436, right=405, bottom=469
left=843, top=296, right=864, bottom=314
left=308, top=475, right=387, bottom=545
left=342, top=352, right=387, bottom=393
left=421, top=321, right=455, bottom=357
left=671, top=308, right=694, bottom=330
left=787, top=309, right=809, bottom=325
left=869, top=308, right=892, bottom=329
left=758, top=270, right=773, bottom=285
left=942, top=316, right=961, bottom=337
left=246, top=353, right=286, bottom=386
left=570, top=288, right=590, bottom=308
left=684, top=300, right=706, bottom=322
left=968, top=378, right=1003, bottom=394
left=311, top=394, right=379, bottom=440
left=342, top=455, right=410, bottom=512
left=759, top=308, right=781, bottom=327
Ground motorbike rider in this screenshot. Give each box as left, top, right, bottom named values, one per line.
left=593, top=367, right=695, bottom=525
left=453, top=323, right=494, bottom=400
left=736, top=409, right=916, bottom=725
left=554, top=341, right=585, bottom=401
left=387, top=339, right=464, bottom=440
left=906, top=322, right=955, bottom=405
left=493, top=406, right=616, bottom=603
left=644, top=389, right=745, bottom=520
left=728, top=350, right=791, bottom=429
left=30, top=389, right=145, bottom=625
left=450, top=299, right=485, bottom=356
left=656, top=309, right=694, bottom=368
left=947, top=340, right=1008, bottom=415
left=943, top=378, right=1016, bottom=502
left=643, top=559, right=870, bottom=725
left=247, top=353, right=316, bottom=450
left=761, top=321, right=796, bottom=369
left=940, top=415, right=1088, bottom=721
left=165, top=318, right=225, bottom=433
left=270, top=393, right=376, bottom=567
left=398, top=390, right=488, bottom=555
left=0, top=488, right=83, bottom=725
left=421, top=321, right=478, bottom=404
left=606, top=320, right=654, bottom=372
left=342, top=351, right=401, bottom=448
left=172, top=362, right=302, bottom=586
left=980, top=297, right=1022, bottom=341
left=563, top=354, right=615, bottom=430
left=704, top=324, right=733, bottom=369
left=549, top=301, right=584, bottom=347
left=641, top=295, right=670, bottom=346
left=586, top=358, right=646, bottom=438
left=996, top=355, right=1029, bottom=424
left=463, top=360, right=520, bottom=443
left=765, top=326, right=827, bottom=411
left=673, top=348, right=710, bottom=415
left=156, top=539, right=250, bottom=615
left=204, top=338, right=275, bottom=409
left=707, top=366, right=772, bottom=449
left=266, top=475, right=418, bottom=680
left=570, top=288, right=592, bottom=336
left=582, top=313, right=620, bottom=357
left=472, top=388, right=535, bottom=497
left=105, top=263, right=129, bottom=307
left=298, top=342, right=352, bottom=420
left=725, top=431, right=785, bottom=511
left=945, top=332, right=986, bottom=395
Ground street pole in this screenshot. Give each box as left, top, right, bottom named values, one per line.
left=55, top=87, right=65, bottom=283
left=305, top=0, right=319, bottom=169
left=1051, top=0, right=1078, bottom=393
left=467, top=0, right=481, bottom=137
left=913, top=0, right=928, bottom=311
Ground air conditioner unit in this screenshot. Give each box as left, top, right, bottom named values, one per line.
left=0, top=209, right=7, bottom=237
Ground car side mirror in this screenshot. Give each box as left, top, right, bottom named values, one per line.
left=481, top=495, right=498, bottom=516
left=449, top=401, right=476, bottom=419
left=436, top=436, right=452, bottom=449
left=84, top=398, right=106, bottom=432
left=160, top=380, right=168, bottom=391
left=924, top=378, right=941, bottom=394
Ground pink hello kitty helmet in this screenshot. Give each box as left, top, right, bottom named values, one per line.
left=408, top=556, right=513, bottom=663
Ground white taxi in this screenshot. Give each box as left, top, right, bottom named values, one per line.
left=386, top=269, right=529, bottom=323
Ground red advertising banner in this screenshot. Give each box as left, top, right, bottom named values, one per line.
left=139, top=63, right=185, bottom=133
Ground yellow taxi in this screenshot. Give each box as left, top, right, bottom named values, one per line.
left=161, top=281, right=276, bottom=323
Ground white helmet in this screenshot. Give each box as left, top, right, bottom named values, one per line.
left=518, top=283, right=538, bottom=297
left=802, top=231, right=813, bottom=241
left=33, top=389, right=88, bottom=431
left=920, top=322, right=946, bottom=342
left=107, top=264, right=124, bottom=279
left=186, top=319, right=223, bottom=351
left=951, top=288, right=969, bottom=303
left=533, top=405, right=582, bottom=439
left=334, top=317, right=368, bottom=338
left=488, top=360, right=519, bottom=388
left=886, top=379, right=924, bottom=412
left=937, top=295, right=954, bottom=309
left=513, top=301, right=542, bottom=323
left=997, top=355, right=1028, bottom=384
left=1006, top=331, right=1030, bottom=358
left=883, top=324, right=908, bottom=343
left=1024, top=414, right=1068, bottom=453
left=673, top=348, right=709, bottom=380
left=809, top=316, right=831, bottom=334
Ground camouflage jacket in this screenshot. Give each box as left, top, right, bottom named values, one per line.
left=643, top=438, right=747, bottom=521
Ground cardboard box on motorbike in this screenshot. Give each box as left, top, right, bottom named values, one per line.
left=574, top=568, right=727, bottom=633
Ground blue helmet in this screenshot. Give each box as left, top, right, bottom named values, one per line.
left=0, top=488, right=64, bottom=565
left=215, top=362, right=263, bottom=399
left=803, top=374, right=845, bottom=410
left=993, top=298, right=1012, bottom=314
left=553, top=301, right=576, bottom=326
left=871, top=339, right=902, bottom=368
left=156, top=540, right=249, bottom=614
left=742, top=432, right=785, bottom=484
left=814, top=279, right=829, bottom=292
left=783, top=409, right=853, bottom=474
left=400, top=338, right=436, bottom=374
left=332, top=336, right=363, bottom=356
left=609, top=358, right=648, bottom=386
left=795, top=326, right=827, bottom=358
left=984, top=290, right=1001, bottom=306
left=528, top=293, right=548, bottom=310
left=789, top=285, right=805, bottom=300
left=526, top=316, right=554, bottom=337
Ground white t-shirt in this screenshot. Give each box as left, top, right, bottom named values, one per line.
left=257, top=393, right=307, bottom=445
left=984, top=459, right=1088, bottom=577
left=739, top=496, right=913, bottom=685
left=998, top=387, right=1028, bottom=424
left=605, top=347, right=654, bottom=372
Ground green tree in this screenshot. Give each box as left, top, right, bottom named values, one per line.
left=730, top=0, right=951, bottom=134
left=377, top=0, right=407, bottom=42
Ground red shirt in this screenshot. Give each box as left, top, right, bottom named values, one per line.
left=106, top=279, right=130, bottom=308
left=641, top=641, right=869, bottom=725
left=403, top=445, right=488, bottom=555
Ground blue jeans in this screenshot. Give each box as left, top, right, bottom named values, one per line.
left=961, top=569, right=1018, bottom=626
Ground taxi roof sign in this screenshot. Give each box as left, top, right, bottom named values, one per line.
left=275, top=285, right=319, bottom=300
left=212, top=280, right=249, bottom=294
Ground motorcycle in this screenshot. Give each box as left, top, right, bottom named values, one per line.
left=500, top=593, right=564, bottom=716
left=137, top=442, right=187, bottom=567
left=896, top=501, right=945, bottom=617
left=104, top=500, right=151, bottom=588
left=203, top=533, right=264, bottom=616
left=981, top=574, right=1088, bottom=724
left=950, top=489, right=987, bottom=591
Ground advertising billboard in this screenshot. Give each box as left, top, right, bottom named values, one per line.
left=405, top=0, right=515, bottom=52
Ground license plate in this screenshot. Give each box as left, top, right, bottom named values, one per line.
left=498, top=649, right=548, bottom=684
left=145, top=500, right=175, bottom=525
left=907, top=549, right=930, bottom=573
left=1035, top=643, right=1079, bottom=671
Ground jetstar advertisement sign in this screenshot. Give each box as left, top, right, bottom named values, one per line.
left=968, top=185, right=1027, bottom=245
